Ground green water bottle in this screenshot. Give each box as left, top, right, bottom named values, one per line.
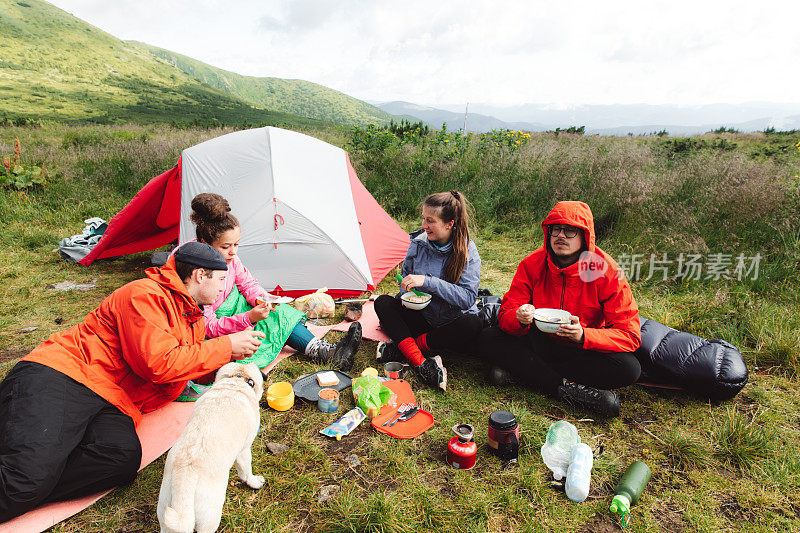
left=609, top=461, right=651, bottom=527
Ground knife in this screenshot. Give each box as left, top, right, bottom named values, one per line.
left=388, top=406, right=419, bottom=427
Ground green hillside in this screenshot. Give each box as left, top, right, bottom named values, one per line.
left=134, top=43, right=394, bottom=126
left=0, top=0, right=379, bottom=127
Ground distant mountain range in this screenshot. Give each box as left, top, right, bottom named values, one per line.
left=377, top=101, right=549, bottom=133
left=377, top=101, right=800, bottom=135
left=0, top=0, right=393, bottom=126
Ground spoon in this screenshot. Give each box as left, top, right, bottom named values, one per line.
left=396, top=273, right=426, bottom=297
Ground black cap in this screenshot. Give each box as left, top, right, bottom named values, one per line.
left=489, top=410, right=517, bottom=430
left=173, top=241, right=228, bottom=271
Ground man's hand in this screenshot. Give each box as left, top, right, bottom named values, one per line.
left=516, top=304, right=536, bottom=325
left=228, top=329, right=266, bottom=359
left=556, top=315, right=584, bottom=343
left=400, top=274, right=426, bottom=291
left=247, top=302, right=273, bottom=324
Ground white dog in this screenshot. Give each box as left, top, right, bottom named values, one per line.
left=157, top=362, right=265, bottom=533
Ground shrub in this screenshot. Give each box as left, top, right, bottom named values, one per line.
left=548, top=125, right=585, bottom=135
left=1, top=138, right=47, bottom=190
left=388, top=119, right=429, bottom=140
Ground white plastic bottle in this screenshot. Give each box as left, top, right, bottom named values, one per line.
left=540, top=420, right=580, bottom=480
left=565, top=443, right=593, bottom=502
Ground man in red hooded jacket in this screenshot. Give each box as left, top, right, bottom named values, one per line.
left=0, top=242, right=265, bottom=523
left=478, top=201, right=641, bottom=417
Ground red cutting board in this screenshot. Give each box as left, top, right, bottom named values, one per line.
left=371, top=379, right=434, bottom=438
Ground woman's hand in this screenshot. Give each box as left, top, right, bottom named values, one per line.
left=516, top=304, right=536, bottom=325
left=400, top=274, right=426, bottom=291
left=556, top=315, right=584, bottom=343
left=247, top=302, right=273, bottom=324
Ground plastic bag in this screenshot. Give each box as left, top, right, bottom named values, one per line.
left=540, top=420, right=580, bottom=480
left=293, top=287, right=335, bottom=318
left=352, top=375, right=395, bottom=419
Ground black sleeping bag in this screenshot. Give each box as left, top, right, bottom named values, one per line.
left=475, top=296, right=748, bottom=401
left=635, top=317, right=748, bottom=401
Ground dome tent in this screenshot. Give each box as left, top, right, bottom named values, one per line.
left=80, top=127, right=410, bottom=297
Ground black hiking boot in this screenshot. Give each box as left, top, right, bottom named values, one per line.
left=415, top=355, right=447, bottom=391
left=488, top=366, right=514, bottom=386
left=556, top=380, right=620, bottom=418
left=307, top=322, right=362, bottom=372
left=376, top=341, right=406, bottom=364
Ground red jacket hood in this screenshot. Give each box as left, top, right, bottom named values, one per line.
left=541, top=201, right=596, bottom=255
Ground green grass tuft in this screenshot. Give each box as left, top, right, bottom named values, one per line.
left=712, top=408, right=775, bottom=472
left=659, top=427, right=710, bottom=471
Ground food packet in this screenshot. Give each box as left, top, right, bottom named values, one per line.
left=352, top=375, right=395, bottom=419
left=293, top=287, right=335, bottom=318
left=320, top=407, right=366, bottom=440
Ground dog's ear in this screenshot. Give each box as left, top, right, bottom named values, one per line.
left=244, top=363, right=262, bottom=383
left=214, top=362, right=237, bottom=382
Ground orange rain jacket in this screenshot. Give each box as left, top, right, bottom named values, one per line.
left=24, top=257, right=232, bottom=426
left=497, top=201, right=641, bottom=353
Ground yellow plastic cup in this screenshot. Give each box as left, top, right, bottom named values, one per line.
left=266, top=381, right=294, bottom=411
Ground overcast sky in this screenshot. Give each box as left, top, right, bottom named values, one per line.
left=49, top=0, right=800, bottom=107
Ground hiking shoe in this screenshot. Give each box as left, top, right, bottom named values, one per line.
left=307, top=322, right=362, bottom=372
left=488, top=366, right=514, bottom=386
left=176, top=381, right=212, bottom=402
left=415, top=355, right=447, bottom=391
left=556, top=380, right=620, bottom=418
left=376, top=341, right=406, bottom=364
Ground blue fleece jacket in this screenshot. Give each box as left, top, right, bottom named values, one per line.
left=400, top=232, right=481, bottom=327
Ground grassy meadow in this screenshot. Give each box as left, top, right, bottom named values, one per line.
left=1, top=123, right=799, bottom=532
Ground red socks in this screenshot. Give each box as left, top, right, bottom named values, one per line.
left=398, top=337, right=424, bottom=366
left=415, top=333, right=429, bottom=352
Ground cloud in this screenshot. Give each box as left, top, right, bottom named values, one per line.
left=48, top=0, right=800, bottom=106
left=258, top=0, right=360, bottom=33
left=257, top=15, right=284, bottom=32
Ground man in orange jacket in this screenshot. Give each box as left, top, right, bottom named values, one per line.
left=0, top=242, right=265, bottom=523
left=477, top=201, right=641, bottom=417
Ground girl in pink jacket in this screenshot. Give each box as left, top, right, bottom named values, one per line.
left=176, top=193, right=361, bottom=399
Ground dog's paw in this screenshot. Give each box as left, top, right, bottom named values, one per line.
left=247, top=475, right=266, bottom=489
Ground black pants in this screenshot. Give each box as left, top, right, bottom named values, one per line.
left=0, top=362, right=142, bottom=523
left=477, top=326, right=641, bottom=395
left=374, top=295, right=483, bottom=355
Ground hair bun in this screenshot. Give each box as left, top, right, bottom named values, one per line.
left=190, top=193, right=231, bottom=225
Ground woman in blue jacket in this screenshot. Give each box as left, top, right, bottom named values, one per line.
left=375, top=190, right=482, bottom=391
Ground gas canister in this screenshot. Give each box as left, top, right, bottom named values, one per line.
left=446, top=424, right=477, bottom=470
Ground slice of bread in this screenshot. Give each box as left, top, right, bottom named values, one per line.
left=317, top=371, right=340, bottom=387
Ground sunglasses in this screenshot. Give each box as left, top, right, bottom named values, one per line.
left=547, top=225, right=580, bottom=238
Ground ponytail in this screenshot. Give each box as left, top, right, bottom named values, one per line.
left=190, top=193, right=240, bottom=243
left=422, top=190, right=472, bottom=283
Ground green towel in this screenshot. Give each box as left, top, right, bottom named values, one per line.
left=215, top=286, right=306, bottom=368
